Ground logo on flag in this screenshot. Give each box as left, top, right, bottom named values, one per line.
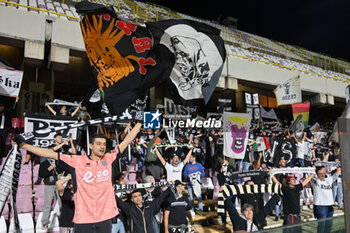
left=143, top=111, right=161, bottom=129
left=223, top=112, right=252, bottom=159
left=146, top=19, right=226, bottom=106
left=274, top=76, right=301, bottom=106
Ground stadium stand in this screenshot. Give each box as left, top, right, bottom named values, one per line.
left=0, top=0, right=348, bottom=231
left=0, top=0, right=349, bottom=83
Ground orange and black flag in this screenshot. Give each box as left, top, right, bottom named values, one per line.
left=76, top=1, right=174, bottom=115
left=76, top=1, right=226, bottom=114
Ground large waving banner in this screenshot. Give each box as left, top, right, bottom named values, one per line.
left=274, top=75, right=301, bottom=106
left=223, top=112, right=251, bottom=159
left=76, top=1, right=226, bottom=115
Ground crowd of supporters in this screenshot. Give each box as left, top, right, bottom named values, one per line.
left=0, top=100, right=344, bottom=233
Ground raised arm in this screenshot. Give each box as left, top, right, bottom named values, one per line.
left=118, top=122, right=142, bottom=153
left=21, top=143, right=58, bottom=160
left=322, top=152, right=330, bottom=162
left=302, top=173, right=315, bottom=187
left=56, top=175, right=71, bottom=196
left=183, top=148, right=193, bottom=165
left=155, top=148, right=166, bottom=166
left=71, top=104, right=80, bottom=117
left=271, top=175, right=281, bottom=187
left=291, top=133, right=300, bottom=143
left=46, top=104, right=57, bottom=115
left=68, top=137, right=77, bottom=155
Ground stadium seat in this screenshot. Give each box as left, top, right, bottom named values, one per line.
left=19, top=169, right=32, bottom=185
left=8, top=213, right=34, bottom=233
left=0, top=216, right=6, bottom=233
left=17, top=184, right=33, bottom=198
left=201, top=177, right=214, bottom=190
left=18, top=0, right=27, bottom=11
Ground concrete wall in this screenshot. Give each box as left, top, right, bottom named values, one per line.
left=227, top=56, right=347, bottom=99
left=0, top=6, right=45, bottom=42
left=51, top=18, right=84, bottom=51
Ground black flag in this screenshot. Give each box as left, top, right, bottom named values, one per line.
left=76, top=1, right=173, bottom=115
left=146, top=19, right=226, bottom=106
left=76, top=1, right=226, bottom=113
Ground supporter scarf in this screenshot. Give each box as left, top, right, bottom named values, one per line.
left=0, top=145, right=22, bottom=232
left=18, top=111, right=142, bottom=143
left=314, top=161, right=340, bottom=168
left=217, top=183, right=282, bottom=214
left=114, top=181, right=173, bottom=192
left=229, top=170, right=268, bottom=180
left=269, top=167, right=316, bottom=178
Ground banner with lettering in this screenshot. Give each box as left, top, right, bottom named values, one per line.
left=24, top=114, right=78, bottom=147
left=0, top=67, right=23, bottom=97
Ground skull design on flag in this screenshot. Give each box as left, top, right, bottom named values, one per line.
left=159, top=24, right=223, bottom=100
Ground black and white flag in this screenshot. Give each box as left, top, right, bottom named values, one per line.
left=0, top=146, right=22, bottom=232
left=146, top=19, right=226, bottom=106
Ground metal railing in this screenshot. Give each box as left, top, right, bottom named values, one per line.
left=0, top=0, right=79, bottom=20
left=1, top=0, right=349, bottom=82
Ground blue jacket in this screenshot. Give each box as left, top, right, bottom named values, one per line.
left=183, top=162, right=205, bottom=181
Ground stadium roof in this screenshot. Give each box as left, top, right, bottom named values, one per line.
left=140, top=0, right=350, bottom=62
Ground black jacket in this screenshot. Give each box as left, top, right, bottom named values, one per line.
left=225, top=194, right=279, bottom=231
left=116, top=188, right=172, bottom=233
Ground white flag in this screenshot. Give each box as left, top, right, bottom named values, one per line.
left=0, top=68, right=23, bottom=97
left=223, top=112, right=251, bottom=159
left=274, top=76, right=301, bottom=106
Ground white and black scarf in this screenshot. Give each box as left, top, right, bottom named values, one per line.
left=0, top=145, right=22, bottom=232
left=217, top=183, right=282, bottom=214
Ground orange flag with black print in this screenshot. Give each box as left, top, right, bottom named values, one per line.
left=76, top=1, right=174, bottom=114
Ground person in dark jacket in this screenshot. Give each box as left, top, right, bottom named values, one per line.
left=39, top=159, right=66, bottom=230
left=216, top=156, right=236, bottom=230
left=225, top=194, right=280, bottom=232
left=115, top=187, right=173, bottom=233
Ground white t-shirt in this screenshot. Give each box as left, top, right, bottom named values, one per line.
left=312, top=173, right=339, bottom=206
left=164, top=162, right=185, bottom=182
left=296, top=141, right=307, bottom=159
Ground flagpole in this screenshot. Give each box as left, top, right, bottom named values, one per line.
left=86, top=127, right=90, bottom=155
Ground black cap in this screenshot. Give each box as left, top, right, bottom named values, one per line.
left=174, top=180, right=183, bottom=187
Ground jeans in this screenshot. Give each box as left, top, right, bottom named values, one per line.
left=236, top=161, right=250, bottom=171
left=314, top=205, right=334, bottom=233
left=275, top=197, right=284, bottom=217
left=187, top=185, right=203, bottom=212
left=290, top=158, right=305, bottom=168
left=75, top=219, right=112, bottom=233
left=332, top=181, right=343, bottom=209
left=111, top=219, right=125, bottom=233
left=152, top=216, right=160, bottom=233
left=236, top=161, right=250, bottom=182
